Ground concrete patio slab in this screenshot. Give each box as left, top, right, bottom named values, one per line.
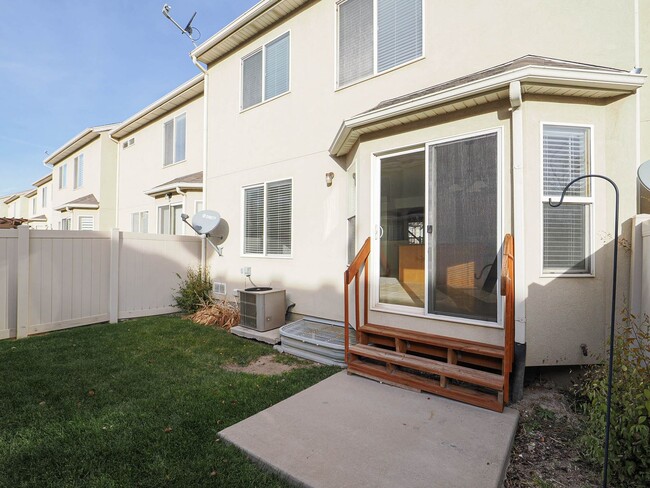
left=230, top=325, right=281, bottom=345
left=219, top=371, right=519, bottom=488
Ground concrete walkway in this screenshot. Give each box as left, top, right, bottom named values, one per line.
left=219, top=372, right=519, bottom=488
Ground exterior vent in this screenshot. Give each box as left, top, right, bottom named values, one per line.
left=122, top=137, right=135, bottom=149
left=239, top=289, right=286, bottom=332
left=212, top=281, right=226, bottom=295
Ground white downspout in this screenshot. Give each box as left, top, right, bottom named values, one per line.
left=109, top=133, right=121, bottom=230
left=634, top=0, right=642, bottom=212
left=176, top=186, right=187, bottom=235
left=192, top=54, right=209, bottom=269
left=509, top=81, right=526, bottom=345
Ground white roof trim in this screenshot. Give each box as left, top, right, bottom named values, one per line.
left=54, top=203, right=100, bottom=212
left=45, top=124, right=117, bottom=166
left=330, top=66, right=645, bottom=157
left=144, top=182, right=203, bottom=197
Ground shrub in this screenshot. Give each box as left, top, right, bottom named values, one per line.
left=577, top=311, right=650, bottom=487
left=173, top=266, right=212, bottom=314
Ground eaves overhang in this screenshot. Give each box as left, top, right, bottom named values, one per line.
left=191, top=0, right=312, bottom=65
left=32, top=173, right=52, bottom=187
left=144, top=182, right=203, bottom=198
left=44, top=124, right=118, bottom=166
left=110, top=74, right=204, bottom=140
left=330, top=65, right=646, bottom=158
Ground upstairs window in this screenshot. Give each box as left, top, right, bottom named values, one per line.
left=32, top=198, right=37, bottom=214
left=338, top=0, right=423, bottom=87
left=41, top=187, right=48, bottom=207
left=243, top=179, right=292, bottom=256
left=542, top=124, right=593, bottom=275
left=241, top=32, right=290, bottom=110
left=131, top=211, right=149, bottom=233
left=74, top=154, right=84, bottom=189
left=163, top=113, right=186, bottom=166
left=58, top=164, right=67, bottom=189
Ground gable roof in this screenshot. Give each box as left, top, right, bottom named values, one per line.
left=110, top=74, right=204, bottom=140
left=330, top=55, right=645, bottom=157
left=3, top=190, right=32, bottom=204
left=144, top=171, right=204, bottom=197
left=192, top=0, right=312, bottom=65
left=54, top=194, right=100, bottom=211
left=44, top=124, right=118, bottom=166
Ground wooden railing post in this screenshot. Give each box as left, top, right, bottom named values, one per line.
left=501, top=234, right=515, bottom=404
left=344, top=237, right=371, bottom=365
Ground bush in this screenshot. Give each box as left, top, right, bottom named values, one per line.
left=577, top=311, right=650, bottom=487
left=173, top=266, right=212, bottom=314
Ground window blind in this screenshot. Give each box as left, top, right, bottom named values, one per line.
left=377, top=0, right=423, bottom=73
left=141, top=212, right=149, bottom=233
left=42, top=187, right=47, bottom=207
left=131, top=213, right=140, bottom=232
left=175, top=114, right=186, bottom=162
left=163, top=120, right=174, bottom=166
left=266, top=179, right=292, bottom=255
left=338, top=0, right=374, bottom=86
left=74, top=154, right=84, bottom=188
left=543, top=203, right=589, bottom=272
left=244, top=186, right=265, bottom=254
left=265, top=33, right=290, bottom=100
left=543, top=125, right=589, bottom=197
left=242, top=50, right=263, bottom=109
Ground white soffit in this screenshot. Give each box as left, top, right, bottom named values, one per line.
left=192, top=0, right=312, bottom=65
left=330, top=66, right=646, bottom=157
left=44, top=124, right=117, bottom=166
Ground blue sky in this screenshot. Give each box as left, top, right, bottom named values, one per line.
left=0, top=0, right=257, bottom=196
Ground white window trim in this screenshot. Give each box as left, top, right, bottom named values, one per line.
left=41, top=187, right=48, bottom=208
left=539, top=122, right=596, bottom=278
left=240, top=30, right=292, bottom=113
left=156, top=202, right=184, bottom=235
left=162, top=113, right=187, bottom=168
left=335, top=0, right=426, bottom=91
left=240, top=177, right=293, bottom=258
left=369, top=128, right=504, bottom=329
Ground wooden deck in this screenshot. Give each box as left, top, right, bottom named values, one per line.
left=344, top=235, right=515, bottom=413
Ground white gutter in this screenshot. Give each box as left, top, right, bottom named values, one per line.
left=509, top=81, right=526, bottom=344
left=191, top=54, right=209, bottom=267
left=110, top=133, right=121, bottom=230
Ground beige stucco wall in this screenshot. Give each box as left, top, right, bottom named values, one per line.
left=203, top=0, right=644, bottom=364
left=116, top=95, right=204, bottom=234
left=33, top=181, right=54, bottom=229
left=51, top=133, right=117, bottom=230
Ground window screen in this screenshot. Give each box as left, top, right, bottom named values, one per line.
left=242, top=50, right=264, bottom=109
left=265, top=33, right=290, bottom=100
left=377, top=0, right=423, bottom=73
left=244, top=186, right=264, bottom=254
left=175, top=114, right=186, bottom=162
left=163, top=120, right=174, bottom=166
left=266, top=179, right=292, bottom=255
left=338, top=0, right=374, bottom=87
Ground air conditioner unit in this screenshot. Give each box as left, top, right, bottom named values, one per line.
left=239, top=288, right=286, bottom=332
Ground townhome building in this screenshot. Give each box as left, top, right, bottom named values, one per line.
left=44, top=124, right=118, bottom=231
left=111, top=74, right=204, bottom=235
left=28, top=173, right=53, bottom=229
left=188, top=0, right=649, bottom=390
left=2, top=190, right=31, bottom=220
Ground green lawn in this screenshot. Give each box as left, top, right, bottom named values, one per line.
left=0, top=316, right=339, bottom=487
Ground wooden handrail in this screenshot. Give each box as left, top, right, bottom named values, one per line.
left=344, top=237, right=371, bottom=362
left=500, top=233, right=515, bottom=404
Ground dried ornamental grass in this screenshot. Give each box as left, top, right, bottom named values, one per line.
left=188, top=299, right=240, bottom=330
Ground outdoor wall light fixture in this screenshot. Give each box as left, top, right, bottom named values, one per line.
left=549, top=174, right=619, bottom=488
left=325, top=172, right=335, bottom=187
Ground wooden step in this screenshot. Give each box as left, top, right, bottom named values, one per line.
left=359, top=323, right=505, bottom=359
left=349, top=344, right=504, bottom=391
left=348, top=360, right=503, bottom=412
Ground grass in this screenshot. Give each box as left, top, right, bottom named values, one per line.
left=0, top=316, right=339, bottom=487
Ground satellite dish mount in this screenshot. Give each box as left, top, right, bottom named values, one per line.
left=162, top=4, right=201, bottom=47
left=181, top=211, right=227, bottom=256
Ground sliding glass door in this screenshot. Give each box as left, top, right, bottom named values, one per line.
left=376, top=131, right=500, bottom=324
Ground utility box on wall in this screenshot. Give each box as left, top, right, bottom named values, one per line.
left=239, top=288, right=286, bottom=332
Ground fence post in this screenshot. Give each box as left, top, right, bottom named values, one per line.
left=109, top=228, right=120, bottom=324
left=16, top=225, right=30, bottom=339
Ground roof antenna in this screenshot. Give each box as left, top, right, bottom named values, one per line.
left=162, top=4, right=201, bottom=48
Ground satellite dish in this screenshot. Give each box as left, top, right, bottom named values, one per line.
left=208, top=219, right=229, bottom=246
left=638, top=160, right=650, bottom=191
left=191, top=210, right=220, bottom=235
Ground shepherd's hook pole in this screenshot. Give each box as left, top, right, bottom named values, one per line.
left=549, top=174, right=619, bottom=488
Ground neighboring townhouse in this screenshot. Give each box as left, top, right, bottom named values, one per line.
left=3, top=190, right=31, bottom=220
left=189, top=0, right=649, bottom=379
left=0, top=195, right=9, bottom=217
left=44, top=124, right=118, bottom=231
left=111, top=75, right=204, bottom=235
left=29, top=173, right=53, bottom=229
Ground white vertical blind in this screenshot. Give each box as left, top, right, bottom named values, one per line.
left=175, top=114, right=186, bottom=162
left=265, top=32, right=290, bottom=100
left=163, top=120, right=174, bottom=166
left=59, top=164, right=67, bottom=189
left=377, top=0, right=423, bottom=73
left=244, top=186, right=265, bottom=254
left=131, top=212, right=140, bottom=232
left=542, top=125, right=591, bottom=273
left=78, top=216, right=94, bottom=231
left=158, top=206, right=171, bottom=234
left=338, top=0, right=374, bottom=86
left=74, top=154, right=84, bottom=189
left=141, top=211, right=149, bottom=233
left=242, top=50, right=263, bottom=109
left=266, top=179, right=292, bottom=255
left=42, top=187, right=47, bottom=207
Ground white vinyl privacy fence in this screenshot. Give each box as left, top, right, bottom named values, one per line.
left=0, top=227, right=202, bottom=340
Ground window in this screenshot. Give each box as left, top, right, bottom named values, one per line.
left=32, top=198, right=37, bottom=215
left=78, top=216, right=94, bottom=231
left=74, top=154, right=84, bottom=189
left=243, top=179, right=292, bottom=256
left=60, top=218, right=71, bottom=230
left=542, top=125, right=592, bottom=274
left=59, top=164, right=67, bottom=189
left=131, top=211, right=149, bottom=233
left=41, top=187, right=48, bottom=207
left=158, top=204, right=183, bottom=235
left=241, top=32, right=290, bottom=110
left=347, top=162, right=357, bottom=264
left=338, top=0, right=423, bottom=87
left=163, top=113, right=186, bottom=166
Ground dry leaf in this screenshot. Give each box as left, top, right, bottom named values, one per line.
left=164, top=426, right=173, bottom=433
